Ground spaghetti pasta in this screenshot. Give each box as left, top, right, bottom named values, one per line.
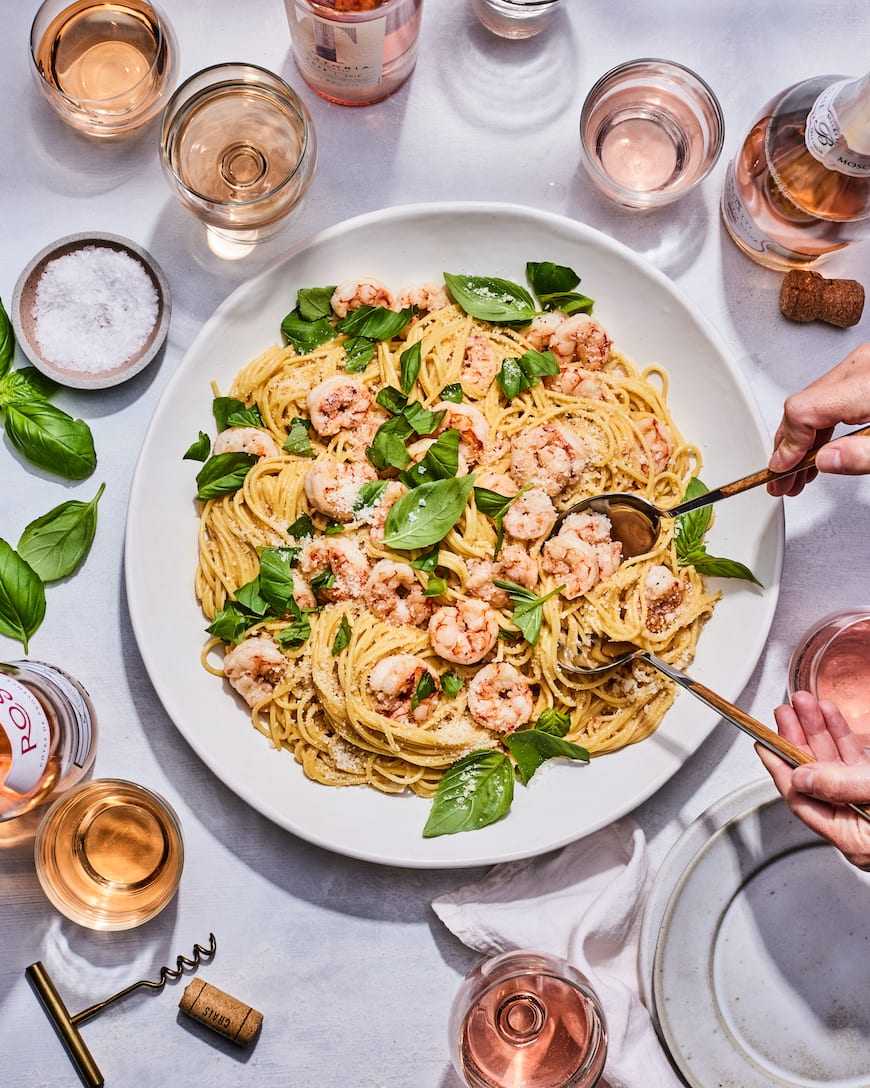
left=195, top=275, right=719, bottom=802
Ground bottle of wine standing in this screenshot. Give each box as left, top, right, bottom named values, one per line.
left=721, top=71, right=870, bottom=270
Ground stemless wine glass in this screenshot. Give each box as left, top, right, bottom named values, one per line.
left=788, top=610, right=870, bottom=734
left=449, top=950, right=608, bottom=1088
left=159, top=63, right=317, bottom=259
left=30, top=0, right=178, bottom=137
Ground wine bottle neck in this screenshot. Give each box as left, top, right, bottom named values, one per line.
left=806, top=73, right=870, bottom=174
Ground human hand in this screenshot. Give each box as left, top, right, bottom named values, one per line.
left=767, top=343, right=870, bottom=497
left=756, top=691, right=870, bottom=869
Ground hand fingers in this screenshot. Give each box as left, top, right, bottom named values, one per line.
left=768, top=418, right=820, bottom=474
left=773, top=702, right=810, bottom=749
left=788, top=691, right=843, bottom=762
left=816, top=435, right=870, bottom=476
left=816, top=699, right=870, bottom=764
left=791, top=760, right=870, bottom=805
left=766, top=467, right=818, bottom=498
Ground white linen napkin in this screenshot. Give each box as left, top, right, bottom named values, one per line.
left=431, top=819, right=682, bottom=1088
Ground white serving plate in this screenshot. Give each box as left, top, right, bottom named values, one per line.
left=125, top=202, right=782, bottom=868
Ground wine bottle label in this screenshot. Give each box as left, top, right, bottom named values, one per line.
left=806, top=80, right=870, bottom=177
left=288, top=7, right=387, bottom=89
left=721, top=162, right=775, bottom=255
left=0, top=676, right=50, bottom=794
left=24, top=661, right=94, bottom=768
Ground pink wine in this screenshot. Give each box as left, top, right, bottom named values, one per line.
left=789, top=613, right=870, bottom=737
left=459, top=969, right=606, bottom=1088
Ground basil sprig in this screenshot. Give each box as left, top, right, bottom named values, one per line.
left=354, top=479, right=389, bottom=512
left=675, top=478, right=762, bottom=585
left=337, top=304, right=416, bottom=340
left=504, top=726, right=589, bottom=786
left=281, top=308, right=336, bottom=354
left=383, top=476, right=476, bottom=550
left=283, top=417, right=316, bottom=458
left=400, top=428, right=460, bottom=488
left=423, top=750, right=515, bottom=837
left=213, top=397, right=263, bottom=430
left=441, top=673, right=464, bottom=698
left=496, top=349, right=560, bottom=401
left=410, top=670, right=437, bottom=712
left=195, top=452, right=258, bottom=500
left=366, top=395, right=445, bottom=473
left=493, top=579, right=564, bottom=645
left=473, top=484, right=531, bottom=555
left=17, top=483, right=105, bottom=583
left=207, top=546, right=306, bottom=646
left=0, top=539, right=46, bottom=653
left=331, top=613, right=352, bottom=655
left=343, top=337, right=375, bottom=373
left=183, top=431, right=210, bottom=462
left=0, top=300, right=13, bottom=379
left=400, top=341, right=422, bottom=396
left=439, top=382, right=464, bottom=404
left=444, top=273, right=538, bottom=326
left=526, top=261, right=594, bottom=316
left=298, top=286, right=336, bottom=321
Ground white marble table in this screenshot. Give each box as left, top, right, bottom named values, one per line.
left=2, top=2, right=869, bottom=1085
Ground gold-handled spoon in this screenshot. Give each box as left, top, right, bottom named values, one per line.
left=558, top=641, right=870, bottom=825
left=551, top=424, right=870, bottom=558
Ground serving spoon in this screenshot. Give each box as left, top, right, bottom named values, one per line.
left=558, top=641, right=870, bottom=825
left=551, top=424, right=870, bottom=558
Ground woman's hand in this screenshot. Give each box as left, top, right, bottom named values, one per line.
left=757, top=691, right=870, bottom=869
left=767, top=343, right=870, bottom=496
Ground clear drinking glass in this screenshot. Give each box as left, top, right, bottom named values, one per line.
left=448, top=950, right=608, bottom=1088
left=159, top=63, right=317, bottom=259
left=788, top=611, right=870, bottom=735
left=471, top=0, right=563, bottom=39
left=579, top=58, right=724, bottom=209
left=284, top=0, right=423, bottom=106
left=29, top=0, right=178, bottom=137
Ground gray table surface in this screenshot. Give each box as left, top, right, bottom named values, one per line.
left=3, top=2, right=870, bottom=1085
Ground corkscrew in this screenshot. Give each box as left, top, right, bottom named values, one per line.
left=25, top=933, right=216, bottom=1088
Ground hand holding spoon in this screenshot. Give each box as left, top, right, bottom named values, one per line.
left=551, top=424, right=870, bottom=558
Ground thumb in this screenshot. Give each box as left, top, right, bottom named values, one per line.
left=816, top=435, right=870, bottom=476
left=793, top=761, right=870, bottom=804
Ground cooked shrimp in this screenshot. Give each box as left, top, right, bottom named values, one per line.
left=644, top=565, right=684, bottom=633
left=213, top=427, right=280, bottom=459
left=502, top=487, right=557, bottom=540
left=467, top=662, right=534, bottom=734
left=223, top=635, right=286, bottom=708
left=292, top=576, right=316, bottom=610
left=344, top=407, right=390, bottom=458
left=368, top=653, right=440, bottom=723
left=560, top=511, right=623, bottom=577
left=428, top=599, right=499, bottom=665
left=306, top=375, right=376, bottom=437
left=474, top=470, right=517, bottom=495
left=303, top=460, right=378, bottom=522
left=541, top=531, right=600, bottom=599
left=544, top=367, right=607, bottom=400
left=460, top=331, right=500, bottom=391
left=466, top=544, right=539, bottom=609
left=364, top=560, right=433, bottom=627
left=396, top=282, right=450, bottom=312
left=361, top=481, right=408, bottom=546
left=330, top=276, right=394, bottom=319
left=510, top=421, right=588, bottom=496
left=524, top=311, right=568, bottom=352
left=636, top=417, right=673, bottom=474
left=433, top=402, right=489, bottom=465
left=298, top=536, right=370, bottom=601
left=549, top=315, right=612, bottom=370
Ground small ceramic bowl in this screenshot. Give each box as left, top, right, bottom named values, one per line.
left=11, top=232, right=171, bottom=390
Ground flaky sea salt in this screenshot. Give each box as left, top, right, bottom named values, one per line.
left=31, top=245, right=159, bottom=373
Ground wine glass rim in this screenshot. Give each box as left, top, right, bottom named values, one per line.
left=29, top=0, right=174, bottom=109
left=159, top=62, right=316, bottom=208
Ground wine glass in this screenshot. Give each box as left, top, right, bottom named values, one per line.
left=448, top=950, right=608, bottom=1088
left=159, top=63, right=317, bottom=259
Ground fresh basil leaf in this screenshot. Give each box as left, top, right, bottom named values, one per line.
left=674, top=477, right=712, bottom=557
left=681, top=550, right=763, bottom=586
left=534, top=707, right=571, bottom=737
left=410, top=669, right=436, bottom=712
left=539, top=292, right=594, bottom=316
left=195, top=452, right=257, bottom=500
left=183, top=431, right=211, bottom=462
left=283, top=417, right=316, bottom=458
left=410, top=545, right=440, bottom=572
left=337, top=304, right=416, bottom=340
left=423, top=750, right=515, bottom=837
left=424, top=576, right=448, bottom=597
left=400, top=428, right=460, bottom=488
left=376, top=386, right=409, bottom=415
left=258, top=547, right=297, bottom=614
left=366, top=416, right=413, bottom=472
left=443, top=273, right=538, bottom=326
left=442, top=673, right=464, bottom=698
left=439, top=382, right=464, bottom=404
left=473, top=484, right=528, bottom=521
left=0, top=539, right=45, bottom=652
left=281, top=308, right=336, bottom=353
left=0, top=299, right=13, bottom=379
left=493, top=579, right=564, bottom=646
left=288, top=513, right=315, bottom=539
left=354, top=479, right=389, bottom=512
left=402, top=401, right=446, bottom=436
left=384, top=475, right=475, bottom=551
left=310, top=569, right=336, bottom=598
left=297, top=285, right=336, bottom=321
left=234, top=576, right=270, bottom=616
left=4, top=401, right=96, bottom=480
left=213, top=397, right=263, bottom=431
left=400, top=341, right=422, bottom=396
left=207, top=602, right=255, bottom=645
left=504, top=729, right=589, bottom=785
left=331, top=613, right=352, bottom=655
left=343, top=336, right=375, bottom=373
left=0, top=367, right=57, bottom=408
left=276, top=604, right=312, bottom=649
left=324, top=522, right=343, bottom=535
left=496, top=349, right=560, bottom=401
left=17, top=482, right=105, bottom=583
left=526, top=261, right=581, bottom=297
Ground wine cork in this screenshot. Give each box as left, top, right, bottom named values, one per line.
left=179, top=979, right=263, bottom=1047
left=779, top=269, right=865, bottom=327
